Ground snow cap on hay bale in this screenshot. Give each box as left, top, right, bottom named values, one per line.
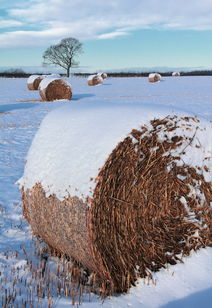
left=19, top=105, right=212, bottom=295
left=87, top=74, right=103, bottom=86
left=97, top=72, right=107, bottom=79
left=27, top=75, right=43, bottom=90
left=172, top=72, right=181, bottom=77
left=148, top=73, right=162, bottom=82
left=39, top=77, right=72, bottom=101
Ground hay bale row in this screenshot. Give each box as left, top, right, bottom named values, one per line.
left=39, top=77, right=72, bottom=101
left=87, top=74, right=103, bottom=86
left=148, top=73, right=162, bottom=83
left=27, top=74, right=61, bottom=91
left=19, top=105, right=212, bottom=296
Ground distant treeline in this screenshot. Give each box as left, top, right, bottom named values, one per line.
left=1, top=68, right=212, bottom=78
left=0, top=69, right=65, bottom=78
left=75, top=70, right=212, bottom=78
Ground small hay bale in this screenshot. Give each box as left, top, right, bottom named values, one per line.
left=19, top=111, right=212, bottom=296
left=148, top=73, right=161, bottom=83
left=172, top=72, right=181, bottom=77
left=87, top=74, right=103, bottom=86
left=27, top=75, right=43, bottom=90
left=39, top=77, right=72, bottom=101
left=97, top=72, right=107, bottom=79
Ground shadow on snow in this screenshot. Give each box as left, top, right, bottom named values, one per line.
left=0, top=103, right=38, bottom=113
left=160, top=287, right=212, bottom=308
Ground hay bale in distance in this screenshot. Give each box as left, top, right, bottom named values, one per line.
left=19, top=108, right=212, bottom=296
left=148, top=73, right=162, bottom=83
left=27, top=75, right=43, bottom=90
left=87, top=74, right=103, bottom=86
left=172, top=72, right=181, bottom=77
left=97, top=72, right=107, bottom=79
left=39, top=77, right=72, bottom=101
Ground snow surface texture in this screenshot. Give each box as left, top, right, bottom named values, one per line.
left=19, top=106, right=212, bottom=202
left=0, top=76, right=212, bottom=307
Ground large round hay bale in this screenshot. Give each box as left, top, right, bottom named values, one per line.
left=39, top=77, right=72, bottom=101
left=172, top=72, right=181, bottom=77
left=148, top=73, right=162, bottom=83
left=19, top=105, right=212, bottom=295
left=87, top=74, right=103, bottom=86
left=27, top=75, right=43, bottom=90
left=97, top=72, right=107, bottom=79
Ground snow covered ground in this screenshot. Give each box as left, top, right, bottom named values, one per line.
left=0, top=76, right=212, bottom=307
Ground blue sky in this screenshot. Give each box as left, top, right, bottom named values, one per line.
left=1, top=0, right=212, bottom=71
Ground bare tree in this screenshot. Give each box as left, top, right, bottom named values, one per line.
left=42, top=37, right=83, bottom=77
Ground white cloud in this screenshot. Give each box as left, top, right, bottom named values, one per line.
left=1, top=0, right=212, bottom=48
left=0, top=20, right=23, bottom=28
left=97, top=31, right=129, bottom=40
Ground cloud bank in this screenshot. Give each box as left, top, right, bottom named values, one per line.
left=1, top=0, right=212, bottom=48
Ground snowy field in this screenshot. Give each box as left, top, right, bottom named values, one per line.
left=0, top=76, right=212, bottom=307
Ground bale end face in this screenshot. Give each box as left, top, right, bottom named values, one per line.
left=90, top=116, right=212, bottom=294
left=39, top=79, right=72, bottom=101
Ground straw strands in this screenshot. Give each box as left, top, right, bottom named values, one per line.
left=20, top=115, right=212, bottom=296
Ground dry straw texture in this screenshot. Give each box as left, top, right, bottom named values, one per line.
left=27, top=76, right=43, bottom=90
left=21, top=116, right=212, bottom=296
left=39, top=79, right=72, bottom=101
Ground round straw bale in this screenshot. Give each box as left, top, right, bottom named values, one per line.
left=27, top=75, right=43, bottom=90
left=87, top=74, right=103, bottom=86
left=148, top=73, right=162, bottom=83
left=39, top=78, right=72, bottom=101
left=172, top=72, right=181, bottom=77
left=19, top=112, right=212, bottom=295
left=97, top=72, right=107, bottom=79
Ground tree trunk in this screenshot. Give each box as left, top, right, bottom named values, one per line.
left=67, top=67, right=70, bottom=77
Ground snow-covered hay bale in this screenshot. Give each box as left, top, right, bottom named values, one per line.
left=27, top=75, right=43, bottom=90
left=148, top=73, right=162, bottom=83
left=39, top=78, right=72, bottom=101
left=97, top=72, right=107, bottom=79
left=19, top=105, right=212, bottom=295
left=172, top=72, right=181, bottom=77
left=87, top=74, right=103, bottom=86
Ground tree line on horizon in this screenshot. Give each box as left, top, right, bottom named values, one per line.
left=1, top=69, right=212, bottom=78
